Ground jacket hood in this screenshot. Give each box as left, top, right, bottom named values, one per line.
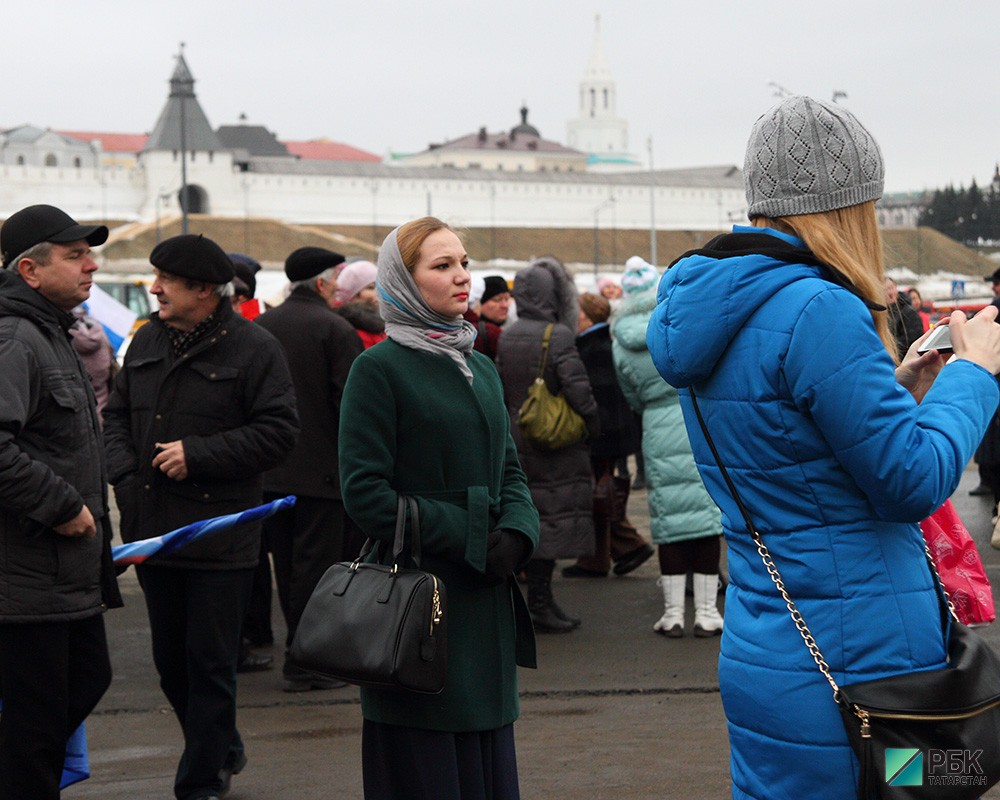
left=335, top=300, right=384, bottom=334
left=611, top=289, right=657, bottom=352
left=512, top=257, right=578, bottom=327
left=647, top=226, right=878, bottom=387
left=0, top=269, right=75, bottom=333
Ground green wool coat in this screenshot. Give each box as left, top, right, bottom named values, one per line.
left=339, top=340, right=540, bottom=732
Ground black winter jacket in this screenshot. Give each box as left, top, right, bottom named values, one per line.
left=0, top=270, right=122, bottom=620
left=258, top=287, right=362, bottom=499
left=576, top=323, right=640, bottom=462
left=104, top=300, right=298, bottom=568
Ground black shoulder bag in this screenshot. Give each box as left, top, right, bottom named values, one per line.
left=689, top=387, right=1000, bottom=800
left=289, top=495, right=448, bottom=694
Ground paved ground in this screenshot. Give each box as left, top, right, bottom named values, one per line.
left=66, top=465, right=1000, bottom=799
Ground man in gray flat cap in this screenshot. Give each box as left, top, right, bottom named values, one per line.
left=104, top=233, right=298, bottom=800
left=0, top=204, right=123, bottom=799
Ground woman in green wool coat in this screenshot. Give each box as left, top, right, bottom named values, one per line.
left=339, top=216, right=540, bottom=800
left=612, top=256, right=724, bottom=638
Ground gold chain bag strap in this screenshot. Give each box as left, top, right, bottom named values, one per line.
left=516, top=323, right=588, bottom=450
left=689, top=387, right=1000, bottom=800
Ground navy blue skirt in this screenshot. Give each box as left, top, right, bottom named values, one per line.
left=362, top=719, right=521, bottom=800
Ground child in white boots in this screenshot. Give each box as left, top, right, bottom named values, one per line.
left=653, top=542, right=724, bottom=638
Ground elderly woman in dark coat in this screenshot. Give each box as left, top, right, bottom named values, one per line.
left=497, top=257, right=599, bottom=633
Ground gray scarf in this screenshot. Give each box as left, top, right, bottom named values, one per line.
left=376, top=226, right=478, bottom=383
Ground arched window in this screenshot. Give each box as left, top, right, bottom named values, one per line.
left=15, top=155, right=25, bottom=166
left=44, top=154, right=57, bottom=167
left=603, top=89, right=608, bottom=109
left=73, top=157, right=82, bottom=168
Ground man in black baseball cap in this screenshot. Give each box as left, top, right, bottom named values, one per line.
left=1, top=204, right=108, bottom=268
left=0, top=207, right=122, bottom=797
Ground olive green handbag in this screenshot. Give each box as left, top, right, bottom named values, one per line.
left=517, top=323, right=588, bottom=450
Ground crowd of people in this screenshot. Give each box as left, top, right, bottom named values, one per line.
left=2, top=92, right=1000, bottom=800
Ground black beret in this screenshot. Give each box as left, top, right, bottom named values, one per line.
left=150, top=234, right=235, bottom=284
left=285, top=246, right=345, bottom=282
left=986, top=268, right=1000, bottom=284
left=481, top=275, right=510, bottom=304
left=228, top=252, right=261, bottom=298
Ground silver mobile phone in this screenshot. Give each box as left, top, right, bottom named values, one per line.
left=917, top=324, right=952, bottom=354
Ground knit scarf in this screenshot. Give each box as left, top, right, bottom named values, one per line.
left=376, top=226, right=477, bottom=383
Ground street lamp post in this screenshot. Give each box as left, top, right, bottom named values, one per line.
left=648, top=136, right=657, bottom=265
left=593, top=196, right=616, bottom=280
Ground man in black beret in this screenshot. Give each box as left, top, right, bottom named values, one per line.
left=283, top=246, right=345, bottom=307
left=0, top=205, right=122, bottom=798
left=104, top=233, right=299, bottom=800
left=256, top=245, right=362, bottom=691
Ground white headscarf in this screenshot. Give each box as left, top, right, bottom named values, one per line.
left=376, top=225, right=478, bottom=383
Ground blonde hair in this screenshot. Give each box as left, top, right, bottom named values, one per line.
left=753, top=201, right=896, bottom=362
left=396, top=217, right=456, bottom=273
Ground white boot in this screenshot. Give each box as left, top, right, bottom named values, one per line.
left=693, top=573, right=724, bottom=637
left=653, top=575, right=686, bottom=637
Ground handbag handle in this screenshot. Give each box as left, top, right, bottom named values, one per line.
left=688, top=387, right=957, bottom=702
left=354, top=495, right=423, bottom=569
left=535, top=324, right=555, bottom=380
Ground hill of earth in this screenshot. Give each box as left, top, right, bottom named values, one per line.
left=56, top=215, right=999, bottom=278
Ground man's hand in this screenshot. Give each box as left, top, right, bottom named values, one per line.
left=152, top=440, right=189, bottom=481
left=54, top=505, right=96, bottom=538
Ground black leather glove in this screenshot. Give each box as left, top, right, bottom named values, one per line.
left=484, top=529, right=530, bottom=585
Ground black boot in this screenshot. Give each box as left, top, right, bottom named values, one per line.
left=525, top=559, right=575, bottom=634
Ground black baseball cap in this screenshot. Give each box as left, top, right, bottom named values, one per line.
left=1, top=204, right=108, bottom=268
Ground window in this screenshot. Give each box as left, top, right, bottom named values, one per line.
left=73, top=157, right=82, bottom=168
left=44, top=154, right=57, bottom=167
left=16, top=155, right=24, bottom=165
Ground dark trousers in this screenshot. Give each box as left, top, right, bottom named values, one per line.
left=362, top=720, right=520, bottom=800
left=264, top=493, right=346, bottom=651
left=0, top=614, right=111, bottom=800
left=241, top=537, right=274, bottom=647
left=136, top=564, right=254, bottom=800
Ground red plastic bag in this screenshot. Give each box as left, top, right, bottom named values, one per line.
left=920, top=499, right=995, bottom=626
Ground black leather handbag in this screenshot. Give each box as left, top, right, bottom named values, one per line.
left=288, top=495, right=447, bottom=694
left=690, top=389, right=1000, bottom=800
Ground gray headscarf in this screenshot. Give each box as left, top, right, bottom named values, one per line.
left=376, top=225, right=478, bottom=383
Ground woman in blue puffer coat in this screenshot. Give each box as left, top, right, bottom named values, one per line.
left=647, top=95, right=1000, bottom=800
left=612, top=256, right=723, bottom=638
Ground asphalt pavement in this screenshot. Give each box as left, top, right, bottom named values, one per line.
left=66, top=465, right=1000, bottom=799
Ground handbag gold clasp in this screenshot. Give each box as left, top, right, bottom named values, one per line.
left=430, top=576, right=443, bottom=635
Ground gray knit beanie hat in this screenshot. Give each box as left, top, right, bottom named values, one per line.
left=743, top=95, right=884, bottom=219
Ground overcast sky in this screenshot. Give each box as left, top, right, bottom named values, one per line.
left=5, top=0, right=997, bottom=194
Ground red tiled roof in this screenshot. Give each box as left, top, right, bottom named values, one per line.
left=55, top=129, right=379, bottom=162
left=57, top=131, right=149, bottom=153
left=284, top=139, right=381, bottom=162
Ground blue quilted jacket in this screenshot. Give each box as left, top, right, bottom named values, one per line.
left=647, top=226, right=999, bottom=800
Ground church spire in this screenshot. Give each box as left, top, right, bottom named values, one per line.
left=584, top=15, right=613, bottom=84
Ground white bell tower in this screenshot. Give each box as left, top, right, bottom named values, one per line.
left=566, top=15, right=631, bottom=166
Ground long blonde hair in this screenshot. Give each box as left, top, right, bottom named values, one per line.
left=753, top=200, right=896, bottom=362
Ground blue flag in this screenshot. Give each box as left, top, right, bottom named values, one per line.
left=112, top=495, right=296, bottom=565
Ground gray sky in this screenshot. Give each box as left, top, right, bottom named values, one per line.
left=6, top=0, right=998, bottom=194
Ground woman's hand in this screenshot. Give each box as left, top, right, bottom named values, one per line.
left=896, top=326, right=947, bottom=403
left=950, top=307, right=1000, bottom=374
